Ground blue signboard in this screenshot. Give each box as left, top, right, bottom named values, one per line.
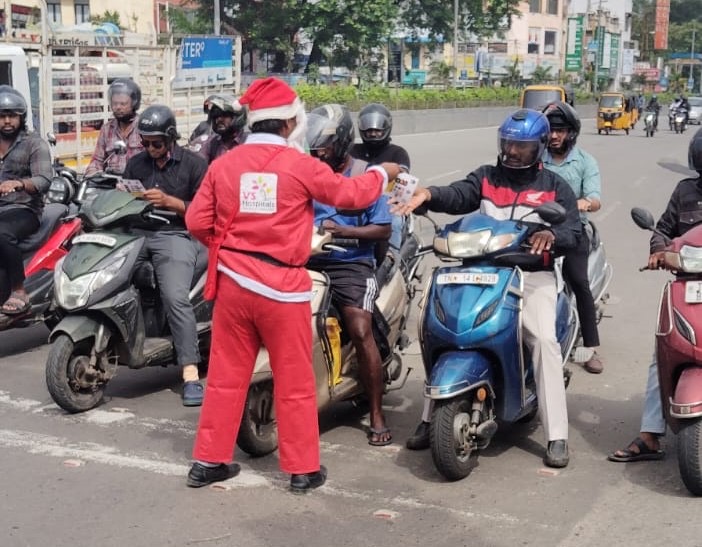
left=173, top=37, right=233, bottom=89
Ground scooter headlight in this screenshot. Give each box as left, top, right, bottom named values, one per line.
left=669, top=245, right=702, bottom=273
left=434, top=229, right=516, bottom=258
left=55, top=240, right=139, bottom=310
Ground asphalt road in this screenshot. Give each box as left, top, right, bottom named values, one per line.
left=1, top=120, right=700, bottom=547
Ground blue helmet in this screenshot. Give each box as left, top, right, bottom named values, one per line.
left=497, top=109, right=550, bottom=169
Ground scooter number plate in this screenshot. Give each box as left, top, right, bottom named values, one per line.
left=72, top=234, right=117, bottom=247
left=684, top=281, right=702, bottom=304
left=436, top=272, right=499, bottom=285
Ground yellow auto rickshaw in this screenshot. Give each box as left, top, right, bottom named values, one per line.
left=519, top=85, right=574, bottom=112
left=597, top=93, right=637, bottom=135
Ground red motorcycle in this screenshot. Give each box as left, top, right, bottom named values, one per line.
left=632, top=207, right=702, bottom=496
left=0, top=201, right=82, bottom=331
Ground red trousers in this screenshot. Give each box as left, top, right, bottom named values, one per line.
left=192, top=273, right=320, bottom=474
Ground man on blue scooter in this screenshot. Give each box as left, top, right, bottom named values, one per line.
left=395, top=109, right=581, bottom=468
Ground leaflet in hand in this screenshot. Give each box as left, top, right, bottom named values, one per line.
left=117, top=179, right=147, bottom=196
left=385, top=172, right=418, bottom=206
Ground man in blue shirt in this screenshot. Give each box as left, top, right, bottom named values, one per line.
left=306, top=104, right=393, bottom=447
left=542, top=101, right=604, bottom=374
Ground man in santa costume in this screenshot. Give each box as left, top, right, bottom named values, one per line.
left=185, top=77, right=404, bottom=493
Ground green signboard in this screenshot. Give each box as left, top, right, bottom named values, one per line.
left=565, top=16, right=583, bottom=72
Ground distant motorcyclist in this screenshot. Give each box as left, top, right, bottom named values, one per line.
left=190, top=94, right=247, bottom=163
left=187, top=94, right=216, bottom=146
left=398, top=109, right=581, bottom=468
left=645, top=94, right=661, bottom=130
left=85, top=78, right=143, bottom=176
left=542, top=101, right=604, bottom=374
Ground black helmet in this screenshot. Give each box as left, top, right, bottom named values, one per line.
left=358, top=103, right=392, bottom=147
left=203, top=94, right=218, bottom=114
left=543, top=101, right=581, bottom=150
left=0, top=85, right=27, bottom=124
left=689, top=128, right=702, bottom=173
left=205, top=94, right=247, bottom=132
left=108, top=78, right=141, bottom=112
left=306, top=104, right=354, bottom=171
left=137, top=104, right=179, bottom=140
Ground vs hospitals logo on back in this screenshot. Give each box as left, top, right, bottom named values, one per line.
left=240, top=172, right=278, bottom=214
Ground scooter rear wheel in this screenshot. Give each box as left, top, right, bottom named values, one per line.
left=677, top=418, right=702, bottom=496
left=45, top=334, right=105, bottom=413
left=236, top=380, right=278, bottom=457
left=430, top=398, right=476, bottom=481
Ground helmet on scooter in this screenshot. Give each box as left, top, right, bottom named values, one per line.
left=689, top=128, right=702, bottom=174
left=0, top=85, right=27, bottom=127
left=108, top=78, right=141, bottom=113
left=137, top=104, right=179, bottom=141
left=358, top=103, right=392, bottom=149
left=497, top=109, right=549, bottom=169
left=543, top=101, right=581, bottom=150
left=306, top=104, right=354, bottom=172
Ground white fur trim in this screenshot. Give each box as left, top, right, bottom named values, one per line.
left=247, top=97, right=303, bottom=125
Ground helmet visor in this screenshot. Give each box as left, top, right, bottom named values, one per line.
left=306, top=112, right=336, bottom=151
left=358, top=111, right=388, bottom=132
left=499, top=136, right=543, bottom=169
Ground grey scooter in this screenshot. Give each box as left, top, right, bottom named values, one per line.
left=45, top=189, right=211, bottom=413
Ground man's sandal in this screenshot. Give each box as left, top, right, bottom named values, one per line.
left=607, top=437, right=664, bottom=463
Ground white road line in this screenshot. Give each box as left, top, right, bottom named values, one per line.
left=425, top=170, right=461, bottom=182
left=0, top=428, right=269, bottom=488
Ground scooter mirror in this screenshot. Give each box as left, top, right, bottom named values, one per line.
left=534, top=202, right=566, bottom=225
left=113, top=140, right=128, bottom=155
left=46, top=132, right=57, bottom=146
left=631, top=207, right=655, bottom=231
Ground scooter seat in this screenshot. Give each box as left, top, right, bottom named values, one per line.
left=18, top=202, right=69, bottom=255
left=375, top=251, right=398, bottom=290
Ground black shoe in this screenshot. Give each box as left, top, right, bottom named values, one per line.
left=290, top=465, right=327, bottom=494
left=406, top=421, right=430, bottom=450
left=544, top=440, right=569, bottom=468
left=186, top=462, right=241, bottom=488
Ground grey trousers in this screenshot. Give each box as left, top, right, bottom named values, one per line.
left=139, top=230, right=201, bottom=366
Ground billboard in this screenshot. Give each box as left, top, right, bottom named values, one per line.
left=654, top=0, right=670, bottom=51
left=565, top=16, right=584, bottom=72
left=173, top=37, right=234, bottom=89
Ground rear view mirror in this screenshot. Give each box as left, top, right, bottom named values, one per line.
left=534, top=202, right=566, bottom=225
left=630, top=207, right=655, bottom=231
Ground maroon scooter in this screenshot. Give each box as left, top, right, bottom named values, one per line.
left=632, top=207, right=702, bottom=496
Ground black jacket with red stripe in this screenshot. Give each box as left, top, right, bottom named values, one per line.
left=421, top=162, right=581, bottom=260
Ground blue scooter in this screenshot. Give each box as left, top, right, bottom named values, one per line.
left=418, top=203, right=577, bottom=480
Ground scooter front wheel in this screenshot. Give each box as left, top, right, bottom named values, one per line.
left=45, top=334, right=105, bottom=413
left=677, top=418, right=702, bottom=496
left=430, top=398, right=476, bottom=481
left=237, top=380, right=278, bottom=457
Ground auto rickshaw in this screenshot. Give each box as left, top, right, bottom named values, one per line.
left=597, top=92, right=637, bottom=135
left=519, top=85, right=574, bottom=111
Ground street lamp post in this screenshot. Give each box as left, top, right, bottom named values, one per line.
left=453, top=0, right=459, bottom=86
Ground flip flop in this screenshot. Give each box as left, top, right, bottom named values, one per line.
left=368, top=427, right=393, bottom=447
left=607, top=437, right=664, bottom=463
left=0, top=292, right=30, bottom=316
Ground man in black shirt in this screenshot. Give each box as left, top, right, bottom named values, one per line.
left=350, top=103, right=410, bottom=253
left=123, top=105, right=209, bottom=406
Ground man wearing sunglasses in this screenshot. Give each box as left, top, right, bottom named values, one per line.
left=123, top=104, right=209, bottom=406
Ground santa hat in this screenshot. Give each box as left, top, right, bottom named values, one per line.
left=235, top=77, right=303, bottom=126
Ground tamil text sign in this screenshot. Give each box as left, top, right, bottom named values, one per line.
left=173, top=37, right=233, bottom=89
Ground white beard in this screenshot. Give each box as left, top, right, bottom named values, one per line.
left=286, top=108, right=308, bottom=153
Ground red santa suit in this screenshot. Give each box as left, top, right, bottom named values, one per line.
left=185, top=131, right=388, bottom=474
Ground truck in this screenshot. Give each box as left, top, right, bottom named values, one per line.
left=0, top=28, right=242, bottom=169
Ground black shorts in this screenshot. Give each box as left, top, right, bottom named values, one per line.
left=313, top=261, right=377, bottom=312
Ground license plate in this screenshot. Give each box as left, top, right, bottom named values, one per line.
left=72, top=233, right=117, bottom=247
left=436, top=272, right=499, bottom=285
left=685, top=281, right=702, bottom=304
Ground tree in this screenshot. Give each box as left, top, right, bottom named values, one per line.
left=91, top=10, right=122, bottom=29
left=530, top=65, right=553, bottom=84
left=399, top=0, right=521, bottom=43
